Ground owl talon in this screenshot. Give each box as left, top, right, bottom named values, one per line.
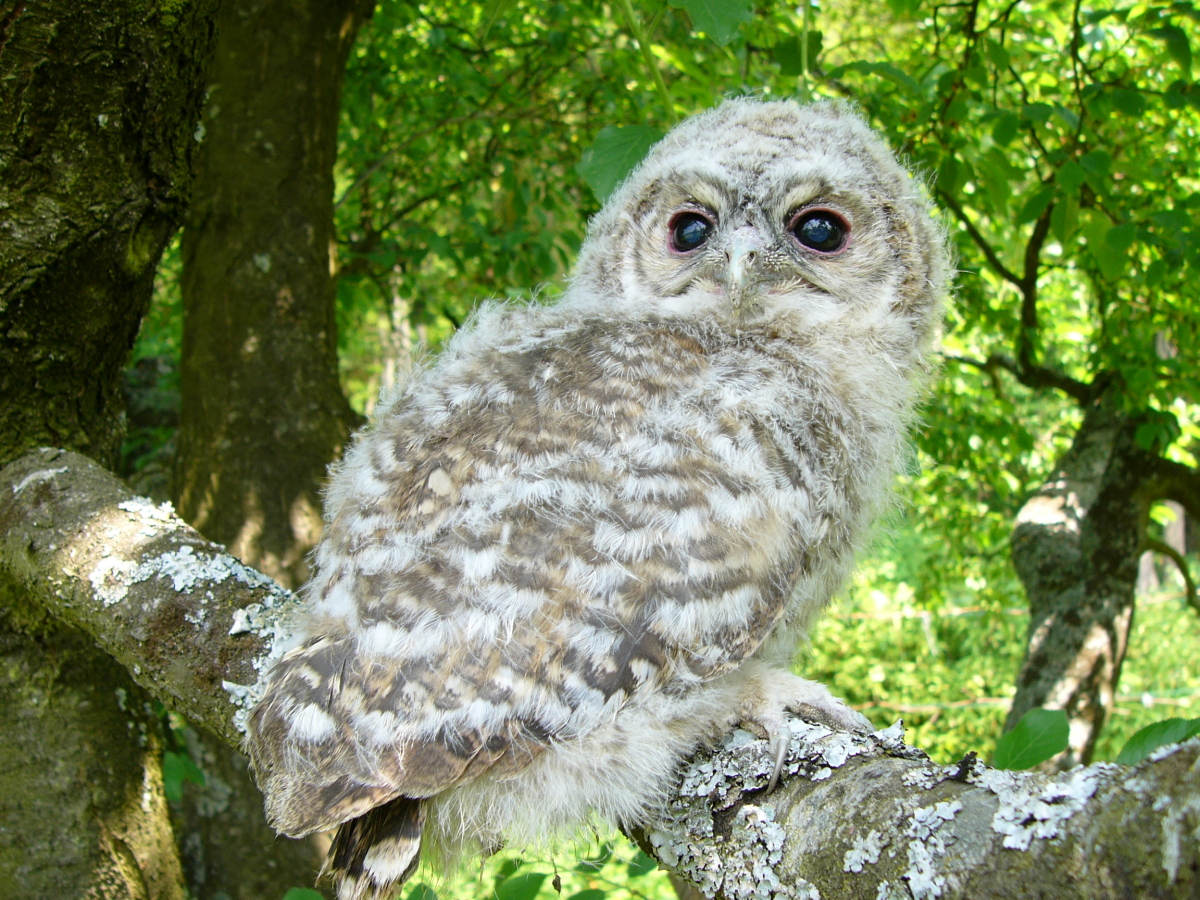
left=767, top=724, right=790, bottom=792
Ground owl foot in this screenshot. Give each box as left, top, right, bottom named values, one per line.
left=738, top=669, right=871, bottom=791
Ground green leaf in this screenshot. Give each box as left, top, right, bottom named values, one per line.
left=1055, top=161, right=1088, bottom=194
left=1105, top=222, right=1137, bottom=252
left=627, top=849, right=658, bottom=877
left=282, top=890, right=325, bottom=900
left=1022, top=102, right=1053, bottom=124
left=994, top=708, right=1069, bottom=770
left=479, top=0, right=520, bottom=42
left=1150, top=24, right=1193, bottom=73
left=773, top=32, right=824, bottom=76
left=1109, top=88, right=1147, bottom=116
left=1082, top=219, right=1126, bottom=279
left=991, top=111, right=1020, bottom=146
left=1134, top=409, right=1181, bottom=451
left=576, top=125, right=664, bottom=202
left=668, top=0, right=753, bottom=45
left=1051, top=193, right=1080, bottom=242
left=404, top=886, right=438, bottom=900
left=567, top=892, right=607, bottom=900
left=495, top=872, right=548, bottom=900
left=1052, top=103, right=1080, bottom=130
left=839, top=60, right=921, bottom=93
left=1078, top=149, right=1112, bottom=178
left=1116, top=718, right=1200, bottom=764
left=1016, top=185, right=1055, bottom=225
left=161, top=750, right=205, bottom=803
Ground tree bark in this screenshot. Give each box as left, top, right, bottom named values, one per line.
left=3, top=447, right=1198, bottom=900
left=1006, top=401, right=1155, bottom=768
left=173, top=0, right=370, bottom=590
left=0, top=2, right=219, bottom=896
left=167, top=2, right=372, bottom=892
left=0, top=0, right=215, bottom=469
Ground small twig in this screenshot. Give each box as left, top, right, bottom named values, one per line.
left=616, top=0, right=678, bottom=124
left=1143, top=538, right=1199, bottom=618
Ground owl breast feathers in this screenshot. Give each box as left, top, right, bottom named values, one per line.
left=246, top=98, right=948, bottom=900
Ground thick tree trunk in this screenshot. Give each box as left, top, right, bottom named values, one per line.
left=1006, top=402, right=1153, bottom=767
left=173, top=0, right=370, bottom=590
left=168, top=1, right=372, bottom=893
left=0, top=2, right=218, bottom=896
left=0, top=618, right=185, bottom=900
left=0, top=0, right=215, bottom=468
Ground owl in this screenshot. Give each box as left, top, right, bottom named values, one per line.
left=246, top=98, right=948, bottom=900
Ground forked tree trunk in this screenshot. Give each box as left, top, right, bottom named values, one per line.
left=0, top=1, right=218, bottom=896
left=1006, top=401, right=1153, bottom=767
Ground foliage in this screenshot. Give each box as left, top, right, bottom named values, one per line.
left=993, top=708, right=1070, bottom=769
left=393, top=836, right=677, bottom=900
left=1115, top=716, right=1200, bottom=764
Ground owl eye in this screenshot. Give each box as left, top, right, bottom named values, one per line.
left=669, top=211, right=715, bottom=253
left=789, top=209, right=850, bottom=254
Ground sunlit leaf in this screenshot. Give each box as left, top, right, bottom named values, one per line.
left=282, top=889, right=325, bottom=900
left=576, top=125, right=664, bottom=202
left=668, top=0, right=753, bottom=45
left=1116, top=718, right=1200, bottom=765
left=1150, top=24, right=1192, bottom=73
left=994, top=708, right=1069, bottom=770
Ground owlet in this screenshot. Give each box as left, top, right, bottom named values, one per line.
left=246, top=98, right=948, bottom=900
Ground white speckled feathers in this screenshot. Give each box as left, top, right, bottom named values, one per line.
left=245, top=98, right=947, bottom=900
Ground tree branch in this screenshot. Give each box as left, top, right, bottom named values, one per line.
left=1143, top=538, right=1199, bottom=618
left=1147, top=455, right=1200, bottom=523
left=3, top=447, right=1198, bottom=899
left=0, top=448, right=299, bottom=747
left=642, top=720, right=1199, bottom=899
left=942, top=352, right=1092, bottom=404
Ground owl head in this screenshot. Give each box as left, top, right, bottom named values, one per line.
left=567, top=99, right=948, bottom=355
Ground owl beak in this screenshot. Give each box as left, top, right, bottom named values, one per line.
left=724, top=226, right=766, bottom=317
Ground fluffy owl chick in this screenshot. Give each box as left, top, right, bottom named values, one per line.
left=246, top=98, right=948, bottom=900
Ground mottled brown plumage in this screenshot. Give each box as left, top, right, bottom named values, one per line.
left=246, top=98, right=948, bottom=900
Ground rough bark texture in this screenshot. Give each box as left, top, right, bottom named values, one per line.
left=3, top=447, right=1199, bottom=900
left=173, top=0, right=370, bottom=590
left=0, top=619, right=186, bottom=900
left=175, top=724, right=327, bottom=900
left=0, top=3, right=218, bottom=897
left=1006, top=403, right=1153, bottom=768
left=0, top=0, right=215, bottom=468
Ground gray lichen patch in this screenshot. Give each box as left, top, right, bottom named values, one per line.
left=645, top=721, right=919, bottom=899
left=901, top=799, right=962, bottom=899
left=973, top=762, right=1108, bottom=851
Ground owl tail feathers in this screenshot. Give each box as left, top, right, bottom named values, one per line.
left=323, top=796, right=426, bottom=900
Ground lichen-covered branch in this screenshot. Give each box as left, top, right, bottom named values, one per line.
left=3, top=447, right=1198, bottom=899
left=642, top=720, right=1199, bottom=899
left=0, top=448, right=301, bottom=747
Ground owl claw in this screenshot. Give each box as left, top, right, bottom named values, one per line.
left=738, top=668, right=871, bottom=791
left=767, top=724, right=790, bottom=792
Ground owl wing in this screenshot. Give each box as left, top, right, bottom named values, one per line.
left=247, top=318, right=832, bottom=837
